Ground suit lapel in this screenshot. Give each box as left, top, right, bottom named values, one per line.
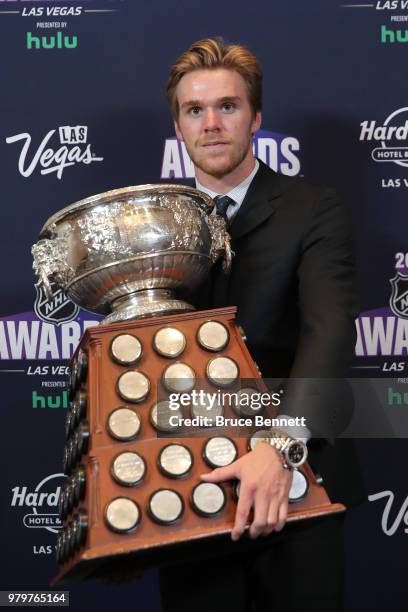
left=228, top=160, right=281, bottom=241
left=211, top=161, right=282, bottom=306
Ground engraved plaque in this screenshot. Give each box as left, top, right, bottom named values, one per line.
left=72, top=431, right=81, bottom=466
left=66, top=478, right=75, bottom=515
left=73, top=514, right=83, bottom=551
left=206, top=357, right=239, bottom=386
left=203, top=436, right=237, bottom=468
left=150, top=400, right=182, bottom=432
left=153, top=327, right=186, bottom=358
left=65, top=409, right=73, bottom=439
left=73, top=391, right=87, bottom=425
left=66, top=438, right=76, bottom=475
left=111, top=451, right=146, bottom=486
left=111, top=334, right=143, bottom=365
left=108, top=407, right=141, bottom=441
left=191, top=482, right=226, bottom=516
left=77, top=421, right=90, bottom=459
left=71, top=520, right=79, bottom=555
left=105, top=497, right=140, bottom=533
left=197, top=320, right=229, bottom=352
left=148, top=489, right=184, bottom=525
left=75, top=510, right=88, bottom=548
left=66, top=523, right=74, bottom=560
left=158, top=444, right=193, bottom=478
left=73, top=466, right=86, bottom=504
left=288, top=470, right=309, bottom=503
left=162, top=363, right=196, bottom=393
left=117, top=371, right=150, bottom=402
left=58, top=487, right=67, bottom=521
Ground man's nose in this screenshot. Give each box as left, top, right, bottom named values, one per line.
left=203, top=109, right=221, bottom=131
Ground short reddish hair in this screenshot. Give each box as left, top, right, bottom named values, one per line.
left=166, top=37, right=263, bottom=119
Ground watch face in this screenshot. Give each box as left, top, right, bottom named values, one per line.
left=286, top=440, right=307, bottom=468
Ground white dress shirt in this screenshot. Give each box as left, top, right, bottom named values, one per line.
left=195, top=160, right=259, bottom=223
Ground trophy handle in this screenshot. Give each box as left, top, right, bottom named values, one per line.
left=37, top=267, right=54, bottom=301
left=31, top=225, right=75, bottom=296
left=205, top=215, right=234, bottom=272
left=222, top=236, right=234, bottom=272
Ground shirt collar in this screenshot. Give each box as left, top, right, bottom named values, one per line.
left=195, top=159, right=259, bottom=206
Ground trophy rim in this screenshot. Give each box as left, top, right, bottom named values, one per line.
left=39, top=184, right=215, bottom=236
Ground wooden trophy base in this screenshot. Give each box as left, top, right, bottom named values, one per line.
left=53, top=307, right=345, bottom=584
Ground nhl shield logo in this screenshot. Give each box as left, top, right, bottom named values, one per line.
left=34, top=282, right=79, bottom=325
left=390, top=273, right=408, bottom=319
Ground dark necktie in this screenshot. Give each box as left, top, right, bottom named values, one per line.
left=213, top=195, right=235, bottom=223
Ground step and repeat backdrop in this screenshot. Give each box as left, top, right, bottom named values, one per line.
left=0, top=0, right=407, bottom=610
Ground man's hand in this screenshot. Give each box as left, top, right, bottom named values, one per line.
left=200, top=442, right=293, bottom=541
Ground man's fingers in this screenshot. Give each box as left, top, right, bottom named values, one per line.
left=274, top=500, right=288, bottom=532
left=266, top=501, right=279, bottom=533
left=200, top=462, right=238, bottom=483
left=231, top=485, right=253, bottom=541
left=249, top=490, right=269, bottom=539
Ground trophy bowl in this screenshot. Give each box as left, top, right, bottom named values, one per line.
left=32, top=184, right=231, bottom=324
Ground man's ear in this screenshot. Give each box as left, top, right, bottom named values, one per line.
left=251, top=111, right=262, bottom=135
left=174, top=120, right=183, bottom=141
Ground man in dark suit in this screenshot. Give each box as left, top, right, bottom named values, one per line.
left=159, top=37, right=363, bottom=612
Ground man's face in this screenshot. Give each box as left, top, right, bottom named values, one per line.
left=174, top=68, right=261, bottom=180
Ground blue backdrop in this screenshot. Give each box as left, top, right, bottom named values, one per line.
left=1, top=1, right=407, bottom=609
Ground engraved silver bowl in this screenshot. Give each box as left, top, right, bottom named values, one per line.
left=32, top=184, right=231, bottom=324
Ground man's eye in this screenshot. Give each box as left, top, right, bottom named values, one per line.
left=222, top=102, right=235, bottom=112
left=189, top=107, right=202, bottom=116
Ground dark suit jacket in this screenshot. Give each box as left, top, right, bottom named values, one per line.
left=188, top=160, right=365, bottom=507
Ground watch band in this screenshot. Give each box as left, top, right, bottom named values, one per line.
left=269, top=428, right=308, bottom=469
left=268, top=430, right=291, bottom=469
left=269, top=431, right=292, bottom=453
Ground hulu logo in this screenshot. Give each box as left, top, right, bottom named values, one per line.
left=380, top=25, right=408, bottom=44
left=26, top=31, right=78, bottom=50
left=387, top=388, right=408, bottom=406
left=32, top=390, right=69, bottom=409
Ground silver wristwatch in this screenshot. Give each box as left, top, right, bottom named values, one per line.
left=268, top=429, right=308, bottom=470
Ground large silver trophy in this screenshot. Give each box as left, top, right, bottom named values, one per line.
left=32, top=185, right=232, bottom=324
